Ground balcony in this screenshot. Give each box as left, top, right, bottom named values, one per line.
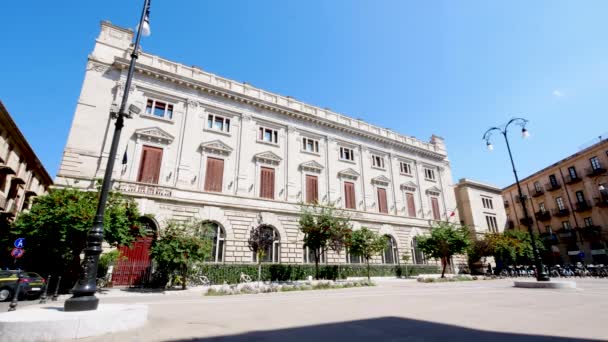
left=574, top=200, right=593, bottom=212
left=504, top=201, right=510, bottom=208
left=545, top=181, right=562, bottom=192
left=114, top=180, right=173, bottom=197
left=564, top=175, right=582, bottom=185
left=579, top=225, right=602, bottom=240
left=532, top=188, right=545, bottom=198
left=552, top=208, right=570, bottom=217
left=519, top=217, right=534, bottom=226
left=596, top=196, right=608, bottom=208
left=535, top=210, right=551, bottom=221
left=540, top=232, right=558, bottom=245
left=586, top=166, right=607, bottom=177
left=556, top=228, right=578, bottom=240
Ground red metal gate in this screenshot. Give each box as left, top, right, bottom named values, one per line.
left=112, top=234, right=155, bottom=286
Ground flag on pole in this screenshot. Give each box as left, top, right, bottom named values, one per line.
left=450, top=211, right=455, bottom=217
left=141, top=0, right=151, bottom=36
left=122, top=150, right=128, bottom=165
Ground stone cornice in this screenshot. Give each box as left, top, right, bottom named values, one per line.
left=104, top=54, right=447, bottom=161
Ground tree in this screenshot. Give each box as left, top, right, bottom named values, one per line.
left=467, top=238, right=493, bottom=274
left=348, top=227, right=387, bottom=281
left=416, top=222, right=470, bottom=278
left=247, top=225, right=275, bottom=283
left=6, top=188, right=142, bottom=288
left=150, top=220, right=214, bottom=289
left=486, top=230, right=545, bottom=269
left=401, top=254, right=411, bottom=278
left=299, top=204, right=352, bottom=279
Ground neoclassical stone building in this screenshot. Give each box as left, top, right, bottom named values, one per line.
left=56, top=22, right=458, bottom=282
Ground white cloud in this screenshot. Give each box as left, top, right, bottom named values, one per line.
left=552, top=89, right=564, bottom=97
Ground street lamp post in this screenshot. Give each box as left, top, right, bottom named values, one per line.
left=64, top=0, right=151, bottom=311
left=483, top=118, right=550, bottom=281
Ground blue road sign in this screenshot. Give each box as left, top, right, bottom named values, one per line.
left=11, top=248, right=25, bottom=259
left=14, top=238, right=25, bottom=249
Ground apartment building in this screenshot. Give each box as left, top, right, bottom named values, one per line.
left=502, top=138, right=608, bottom=265
left=455, top=178, right=507, bottom=238
left=0, top=101, right=53, bottom=230
left=55, top=22, right=458, bottom=285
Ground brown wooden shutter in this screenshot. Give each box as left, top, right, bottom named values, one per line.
left=344, top=182, right=356, bottom=209
left=406, top=192, right=416, bottom=217
left=377, top=188, right=388, bottom=213
left=137, top=146, right=163, bottom=184
left=260, top=167, right=275, bottom=199
left=431, top=197, right=440, bottom=220
left=204, top=157, right=224, bottom=192
left=306, top=175, right=318, bottom=203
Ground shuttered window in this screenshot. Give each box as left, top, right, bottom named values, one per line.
left=377, top=188, right=388, bottom=214
left=260, top=167, right=275, bottom=199
left=137, top=146, right=163, bottom=184
left=204, top=157, right=224, bottom=192
left=406, top=192, right=416, bottom=217
left=344, top=182, right=356, bottom=209
left=305, top=175, right=318, bottom=203
left=431, top=197, right=440, bottom=220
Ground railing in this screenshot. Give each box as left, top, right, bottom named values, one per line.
left=586, top=166, right=607, bottom=177
left=596, top=196, right=608, bottom=208
left=535, top=210, right=551, bottom=221
left=564, top=175, right=582, bottom=185
left=579, top=225, right=602, bottom=240
left=539, top=232, right=558, bottom=244
left=114, top=181, right=173, bottom=197
left=519, top=217, right=534, bottom=226
left=552, top=208, right=570, bottom=217
left=532, top=188, right=545, bottom=197
left=556, top=228, right=577, bottom=239
left=574, top=200, right=593, bottom=212
left=545, top=181, right=561, bottom=191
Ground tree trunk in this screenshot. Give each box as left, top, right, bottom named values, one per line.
left=314, top=250, right=320, bottom=280
left=366, top=258, right=371, bottom=282
left=181, top=264, right=187, bottom=290
left=441, top=257, right=447, bottom=278
left=258, top=260, right=262, bottom=285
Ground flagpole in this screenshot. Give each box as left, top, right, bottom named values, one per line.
left=64, top=0, right=151, bottom=312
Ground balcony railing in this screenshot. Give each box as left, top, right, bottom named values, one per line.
left=556, top=228, right=578, bottom=240
left=552, top=208, right=570, bottom=217
left=586, top=166, right=607, bottom=177
left=579, top=225, right=602, bottom=240
left=535, top=210, right=551, bottom=221
left=532, top=188, right=545, bottom=197
left=596, top=196, right=608, bottom=208
left=114, top=181, right=173, bottom=197
left=540, top=232, right=558, bottom=244
left=545, top=181, right=562, bottom=191
left=519, top=217, right=534, bottom=226
left=564, top=175, right=582, bottom=185
left=574, top=200, right=593, bottom=212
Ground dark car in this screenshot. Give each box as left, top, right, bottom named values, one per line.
left=0, top=270, right=47, bottom=301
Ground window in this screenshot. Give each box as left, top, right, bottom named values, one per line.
left=424, top=168, right=436, bottom=181
left=400, top=162, right=412, bottom=175
left=431, top=197, right=440, bottom=220
left=252, top=226, right=280, bottom=263
left=302, top=137, right=319, bottom=153
left=145, top=99, right=173, bottom=119
left=346, top=249, right=362, bottom=264
left=534, top=181, right=542, bottom=192
left=539, top=202, right=546, bottom=212
left=305, top=175, right=318, bottom=203
left=344, top=181, right=356, bottom=209
left=339, top=147, right=354, bottom=161
left=377, top=188, right=388, bottom=213
left=584, top=217, right=593, bottom=227
left=411, top=237, right=426, bottom=264
left=568, top=166, right=578, bottom=179
left=137, top=145, right=163, bottom=184
left=204, top=157, right=224, bottom=192
left=372, top=155, right=385, bottom=169
left=562, top=221, right=572, bottom=230
left=556, top=197, right=565, bottom=210
left=259, top=167, right=275, bottom=199
left=203, top=222, right=225, bottom=262
left=258, top=127, right=278, bottom=144
left=206, top=114, right=230, bottom=133
left=383, top=235, right=399, bottom=264
left=303, top=246, right=325, bottom=264
left=485, top=215, right=498, bottom=233
left=482, top=197, right=494, bottom=209
left=405, top=192, right=416, bottom=217
left=545, top=226, right=553, bottom=233
left=590, top=156, right=601, bottom=170
left=575, top=191, right=585, bottom=203
left=549, top=174, right=558, bottom=187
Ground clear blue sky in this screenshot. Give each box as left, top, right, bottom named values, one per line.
left=1, top=1, right=607, bottom=188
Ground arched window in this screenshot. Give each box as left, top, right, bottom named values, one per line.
left=411, top=237, right=426, bottom=264
left=253, top=225, right=280, bottom=263
left=383, top=235, right=399, bottom=264
left=303, top=246, right=325, bottom=263
left=203, top=221, right=225, bottom=262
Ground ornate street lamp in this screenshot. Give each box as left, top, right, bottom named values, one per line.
left=483, top=118, right=550, bottom=281
left=64, top=0, right=152, bottom=311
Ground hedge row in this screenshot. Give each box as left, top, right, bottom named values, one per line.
left=190, top=264, right=440, bottom=285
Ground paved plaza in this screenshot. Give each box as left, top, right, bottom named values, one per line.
left=2, top=278, right=600, bottom=341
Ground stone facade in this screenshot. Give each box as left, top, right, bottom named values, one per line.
left=55, top=21, right=459, bottom=265
left=0, top=101, right=53, bottom=226
left=502, top=138, right=608, bottom=265
left=455, top=178, right=507, bottom=238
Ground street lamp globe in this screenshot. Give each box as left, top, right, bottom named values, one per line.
left=600, top=184, right=606, bottom=192
left=486, top=141, right=494, bottom=151
left=522, top=127, right=530, bottom=138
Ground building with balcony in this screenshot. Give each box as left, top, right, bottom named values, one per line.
left=502, top=137, right=608, bottom=265
left=454, top=178, right=507, bottom=238
left=0, top=101, right=53, bottom=230
left=55, top=22, right=459, bottom=285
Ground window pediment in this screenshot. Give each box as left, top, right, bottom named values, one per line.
left=254, top=151, right=282, bottom=165
left=371, top=175, right=391, bottom=186
left=401, top=181, right=417, bottom=192
left=134, top=127, right=174, bottom=144
left=300, top=160, right=324, bottom=173
left=426, top=186, right=441, bottom=196
left=201, top=140, right=233, bottom=156
left=338, top=168, right=359, bottom=180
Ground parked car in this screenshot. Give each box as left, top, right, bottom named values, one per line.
left=0, top=270, right=47, bottom=301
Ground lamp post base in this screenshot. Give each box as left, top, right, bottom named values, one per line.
left=64, top=295, right=99, bottom=312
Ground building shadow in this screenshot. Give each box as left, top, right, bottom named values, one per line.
left=167, top=316, right=602, bottom=342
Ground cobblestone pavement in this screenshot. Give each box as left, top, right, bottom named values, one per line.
left=10, top=278, right=608, bottom=341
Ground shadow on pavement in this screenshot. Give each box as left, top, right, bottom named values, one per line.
left=167, top=316, right=601, bottom=342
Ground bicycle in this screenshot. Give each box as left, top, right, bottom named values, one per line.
left=187, top=274, right=210, bottom=287
left=240, top=272, right=252, bottom=283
